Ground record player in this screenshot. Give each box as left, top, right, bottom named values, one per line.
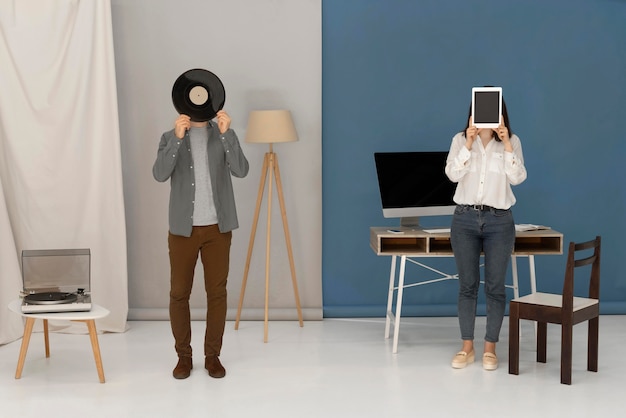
left=20, top=248, right=92, bottom=313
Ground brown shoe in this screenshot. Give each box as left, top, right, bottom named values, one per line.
left=173, top=357, right=193, bottom=379
left=205, top=355, right=226, bottom=378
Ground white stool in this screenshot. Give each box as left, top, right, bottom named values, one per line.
left=8, top=300, right=110, bottom=383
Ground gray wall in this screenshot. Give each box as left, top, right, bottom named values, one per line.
left=111, top=0, right=322, bottom=320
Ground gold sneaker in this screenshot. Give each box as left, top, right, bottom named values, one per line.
left=483, top=352, right=498, bottom=371
left=451, top=350, right=475, bottom=369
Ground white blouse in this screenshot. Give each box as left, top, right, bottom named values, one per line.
left=445, top=132, right=527, bottom=210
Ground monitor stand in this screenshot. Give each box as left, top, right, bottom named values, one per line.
left=400, top=217, right=421, bottom=228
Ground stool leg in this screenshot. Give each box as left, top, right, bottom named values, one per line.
left=15, top=318, right=36, bottom=379
left=84, top=320, right=106, bottom=383
left=43, top=319, right=50, bottom=358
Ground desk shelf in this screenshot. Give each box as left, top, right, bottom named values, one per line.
left=429, top=237, right=453, bottom=254
left=371, top=227, right=563, bottom=256
left=379, top=237, right=427, bottom=254
left=513, top=234, right=563, bottom=255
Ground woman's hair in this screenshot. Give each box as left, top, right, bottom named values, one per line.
left=463, top=97, right=512, bottom=142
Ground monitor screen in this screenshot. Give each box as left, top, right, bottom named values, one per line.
left=374, top=151, right=456, bottom=224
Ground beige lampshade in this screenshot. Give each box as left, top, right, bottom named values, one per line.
left=245, top=110, right=298, bottom=144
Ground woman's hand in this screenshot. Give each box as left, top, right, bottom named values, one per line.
left=494, top=116, right=512, bottom=151
left=494, top=116, right=509, bottom=142
left=465, top=116, right=478, bottom=149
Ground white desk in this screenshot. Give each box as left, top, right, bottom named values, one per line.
left=370, top=227, right=563, bottom=353
left=8, top=300, right=110, bottom=383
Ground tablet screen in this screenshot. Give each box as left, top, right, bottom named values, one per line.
left=472, top=87, right=502, bottom=128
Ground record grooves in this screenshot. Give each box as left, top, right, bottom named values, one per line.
left=24, top=292, right=78, bottom=305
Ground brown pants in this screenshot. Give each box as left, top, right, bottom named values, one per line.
left=168, top=225, right=232, bottom=358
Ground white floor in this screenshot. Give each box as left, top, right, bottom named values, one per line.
left=1, top=316, right=624, bottom=418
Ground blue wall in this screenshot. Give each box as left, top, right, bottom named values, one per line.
left=322, top=0, right=626, bottom=316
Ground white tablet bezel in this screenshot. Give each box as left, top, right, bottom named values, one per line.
left=471, top=87, right=502, bottom=129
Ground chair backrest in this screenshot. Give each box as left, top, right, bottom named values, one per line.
left=561, top=236, right=601, bottom=313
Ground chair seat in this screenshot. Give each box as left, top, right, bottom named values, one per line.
left=512, top=292, right=598, bottom=312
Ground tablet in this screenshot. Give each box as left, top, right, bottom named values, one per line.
left=471, top=87, right=502, bottom=129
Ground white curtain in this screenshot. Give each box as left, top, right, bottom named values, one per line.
left=0, top=0, right=127, bottom=344
left=0, top=181, right=23, bottom=344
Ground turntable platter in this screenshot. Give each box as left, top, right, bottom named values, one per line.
left=24, top=292, right=78, bottom=305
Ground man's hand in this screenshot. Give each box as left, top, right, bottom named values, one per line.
left=216, top=110, right=231, bottom=134
left=174, top=114, right=191, bottom=139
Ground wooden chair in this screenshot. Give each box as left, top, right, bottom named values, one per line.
left=508, top=236, right=601, bottom=385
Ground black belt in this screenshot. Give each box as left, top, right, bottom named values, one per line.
left=462, top=204, right=498, bottom=211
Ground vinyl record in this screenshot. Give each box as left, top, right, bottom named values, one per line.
left=171, top=69, right=225, bottom=122
left=24, top=292, right=78, bottom=305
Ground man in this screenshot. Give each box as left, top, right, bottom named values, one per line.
left=153, top=110, right=249, bottom=379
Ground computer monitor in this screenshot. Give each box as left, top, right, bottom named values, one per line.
left=374, top=151, right=457, bottom=226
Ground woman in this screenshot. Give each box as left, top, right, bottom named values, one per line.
left=445, top=97, right=527, bottom=370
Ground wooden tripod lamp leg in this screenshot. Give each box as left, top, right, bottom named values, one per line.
left=263, top=152, right=276, bottom=342
left=272, top=152, right=304, bottom=326
left=235, top=152, right=270, bottom=330
left=235, top=145, right=303, bottom=342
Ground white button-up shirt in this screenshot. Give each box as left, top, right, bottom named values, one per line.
left=445, top=132, right=527, bottom=210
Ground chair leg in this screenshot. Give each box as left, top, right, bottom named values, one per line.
left=508, top=302, right=520, bottom=375
left=561, top=323, right=573, bottom=385
left=537, top=322, right=547, bottom=363
left=588, top=317, right=599, bottom=372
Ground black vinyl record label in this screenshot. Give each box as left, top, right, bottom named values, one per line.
left=171, top=69, right=225, bottom=122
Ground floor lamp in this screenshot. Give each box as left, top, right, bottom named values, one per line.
left=235, top=110, right=304, bottom=342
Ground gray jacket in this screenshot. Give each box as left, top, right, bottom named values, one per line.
left=153, top=121, right=249, bottom=236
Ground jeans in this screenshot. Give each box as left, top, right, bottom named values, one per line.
left=450, top=205, right=515, bottom=343
left=168, top=225, right=232, bottom=358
